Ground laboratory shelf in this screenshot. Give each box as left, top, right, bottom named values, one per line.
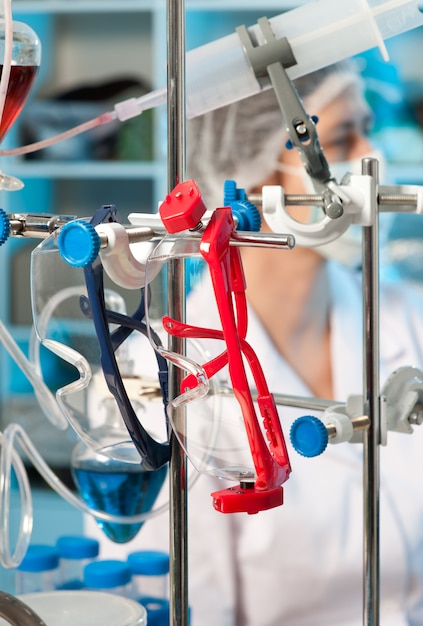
left=185, top=0, right=304, bottom=9
left=11, top=0, right=304, bottom=14
left=12, top=0, right=165, bottom=15
left=11, top=0, right=423, bottom=13
left=8, top=160, right=164, bottom=180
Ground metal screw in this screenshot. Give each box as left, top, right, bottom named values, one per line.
left=409, top=403, right=423, bottom=426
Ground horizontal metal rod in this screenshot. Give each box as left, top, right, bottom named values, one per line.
left=217, top=383, right=338, bottom=411
left=7, top=214, right=295, bottom=251
left=248, top=192, right=419, bottom=212
left=8, top=213, right=76, bottom=238
left=98, top=226, right=295, bottom=251
left=326, top=415, right=370, bottom=439
left=6, top=185, right=421, bottom=242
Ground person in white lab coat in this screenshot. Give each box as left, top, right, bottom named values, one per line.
left=87, top=60, right=423, bottom=625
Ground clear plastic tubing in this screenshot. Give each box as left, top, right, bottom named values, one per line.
left=135, top=0, right=423, bottom=118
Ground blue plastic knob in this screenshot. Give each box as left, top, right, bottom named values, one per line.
left=231, top=200, right=261, bottom=232
left=0, top=208, right=10, bottom=246
left=58, top=220, right=100, bottom=267
left=290, top=415, right=328, bottom=458
left=223, top=180, right=261, bottom=232
left=223, top=179, right=243, bottom=204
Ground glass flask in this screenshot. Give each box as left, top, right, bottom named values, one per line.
left=71, top=439, right=167, bottom=544
left=0, top=17, right=41, bottom=189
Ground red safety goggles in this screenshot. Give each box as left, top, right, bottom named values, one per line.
left=159, top=181, right=291, bottom=514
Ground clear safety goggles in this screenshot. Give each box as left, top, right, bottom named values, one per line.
left=30, top=207, right=170, bottom=470
left=145, top=182, right=292, bottom=512
left=145, top=235, right=244, bottom=481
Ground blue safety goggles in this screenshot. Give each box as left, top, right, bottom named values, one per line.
left=31, top=205, right=170, bottom=470
left=83, top=205, right=170, bottom=470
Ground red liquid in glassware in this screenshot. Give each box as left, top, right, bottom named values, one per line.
left=0, top=64, right=39, bottom=143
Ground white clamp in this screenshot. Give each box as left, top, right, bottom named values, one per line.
left=320, top=367, right=423, bottom=448
left=97, top=222, right=157, bottom=290
left=381, top=366, right=423, bottom=438
left=321, top=394, right=368, bottom=445
left=262, top=174, right=375, bottom=248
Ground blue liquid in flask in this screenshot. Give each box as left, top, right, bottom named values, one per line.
left=72, top=449, right=167, bottom=544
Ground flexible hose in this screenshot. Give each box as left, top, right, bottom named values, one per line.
left=0, top=111, right=116, bottom=157
left=0, top=422, right=170, bottom=568
left=0, top=320, right=68, bottom=430
left=0, top=427, right=33, bottom=568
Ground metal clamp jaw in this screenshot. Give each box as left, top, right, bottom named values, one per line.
left=236, top=17, right=332, bottom=191
left=261, top=173, right=376, bottom=247
left=381, top=366, right=423, bottom=443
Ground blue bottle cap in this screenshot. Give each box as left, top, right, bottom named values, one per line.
left=84, top=560, right=131, bottom=589
left=290, top=415, right=329, bottom=458
left=58, top=219, right=100, bottom=268
left=56, top=536, right=100, bottom=560
left=18, top=545, right=59, bottom=572
left=141, top=598, right=170, bottom=626
left=128, top=551, right=169, bottom=576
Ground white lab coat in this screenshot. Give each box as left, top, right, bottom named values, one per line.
left=86, top=261, right=423, bottom=625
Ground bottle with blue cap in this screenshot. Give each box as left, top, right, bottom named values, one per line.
left=56, top=535, right=100, bottom=590
left=15, top=544, right=59, bottom=594
left=127, top=550, right=170, bottom=626
left=83, top=559, right=132, bottom=597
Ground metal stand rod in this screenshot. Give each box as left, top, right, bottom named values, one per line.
left=361, top=157, right=380, bottom=626
left=166, top=0, right=189, bottom=624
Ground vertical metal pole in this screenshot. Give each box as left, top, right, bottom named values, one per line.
left=361, top=158, right=380, bottom=626
left=166, top=0, right=189, bottom=625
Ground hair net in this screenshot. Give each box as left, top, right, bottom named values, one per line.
left=186, top=60, right=364, bottom=210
